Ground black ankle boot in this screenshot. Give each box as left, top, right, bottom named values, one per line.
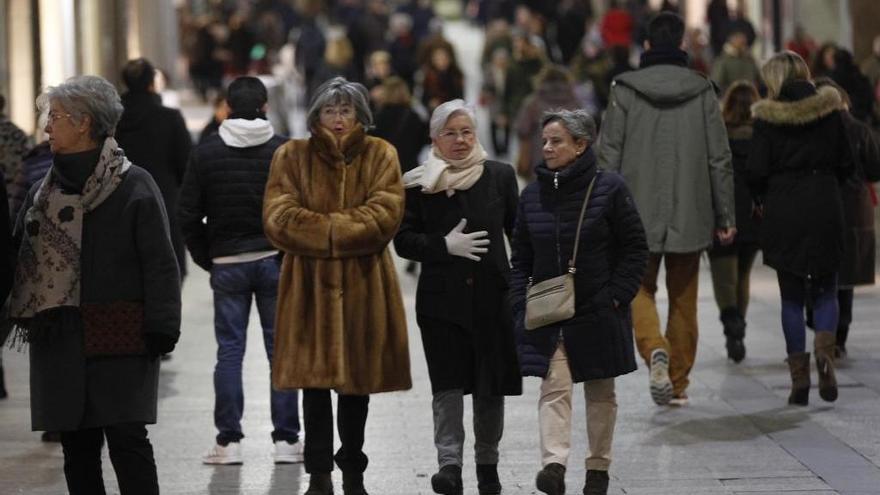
left=536, top=463, right=565, bottom=495
left=342, top=471, right=367, bottom=495
left=305, top=472, right=334, bottom=495
left=431, top=465, right=462, bottom=495
left=476, top=464, right=501, bottom=494
left=720, top=307, right=746, bottom=363
left=0, top=365, right=7, bottom=399
left=583, top=470, right=609, bottom=494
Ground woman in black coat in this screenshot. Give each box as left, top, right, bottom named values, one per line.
left=747, top=52, right=852, bottom=406
left=509, top=109, right=647, bottom=495
left=394, top=99, right=522, bottom=495
left=815, top=78, right=880, bottom=357
left=371, top=76, right=429, bottom=173
left=708, top=81, right=761, bottom=364
left=10, top=76, right=181, bottom=495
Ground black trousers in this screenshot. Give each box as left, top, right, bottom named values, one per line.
left=60, top=422, right=158, bottom=495
left=303, top=389, right=369, bottom=474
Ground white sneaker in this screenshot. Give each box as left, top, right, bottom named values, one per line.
left=649, top=348, right=673, bottom=405
left=202, top=442, right=243, bottom=465
left=273, top=440, right=304, bottom=464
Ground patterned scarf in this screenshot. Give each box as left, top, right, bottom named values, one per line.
left=10, top=138, right=131, bottom=339
left=402, top=141, right=487, bottom=196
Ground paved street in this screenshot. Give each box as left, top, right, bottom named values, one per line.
left=2, top=253, right=880, bottom=494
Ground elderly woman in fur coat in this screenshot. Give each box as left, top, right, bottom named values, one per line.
left=263, top=77, right=411, bottom=495
left=394, top=99, right=522, bottom=495
left=747, top=52, right=852, bottom=407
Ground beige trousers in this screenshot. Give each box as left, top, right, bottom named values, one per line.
left=539, top=344, right=617, bottom=471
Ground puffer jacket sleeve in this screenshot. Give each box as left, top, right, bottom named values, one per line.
left=327, top=144, right=405, bottom=257
left=263, top=143, right=334, bottom=258
left=177, top=151, right=211, bottom=270
left=508, top=189, right=534, bottom=332
left=596, top=82, right=629, bottom=172
left=136, top=174, right=182, bottom=342
left=393, top=187, right=452, bottom=263
left=607, top=178, right=648, bottom=305
left=502, top=164, right=519, bottom=239
left=703, top=90, right=735, bottom=229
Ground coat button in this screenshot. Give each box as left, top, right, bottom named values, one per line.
left=465, top=278, right=473, bottom=286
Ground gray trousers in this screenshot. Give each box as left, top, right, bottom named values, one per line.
left=432, top=389, right=504, bottom=468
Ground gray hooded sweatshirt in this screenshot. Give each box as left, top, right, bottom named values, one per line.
left=598, top=64, right=734, bottom=253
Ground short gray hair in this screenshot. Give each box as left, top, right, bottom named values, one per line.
left=307, top=77, right=373, bottom=130
left=541, top=108, right=596, bottom=144
left=37, top=75, right=124, bottom=141
left=429, top=99, right=476, bottom=139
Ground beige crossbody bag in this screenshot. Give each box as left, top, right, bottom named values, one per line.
left=524, top=175, right=598, bottom=330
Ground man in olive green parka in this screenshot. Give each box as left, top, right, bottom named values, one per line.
left=598, top=12, right=735, bottom=406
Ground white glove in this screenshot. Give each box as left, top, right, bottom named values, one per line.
left=444, top=219, right=489, bottom=261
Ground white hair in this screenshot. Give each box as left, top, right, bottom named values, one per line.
left=37, top=75, right=124, bottom=141
left=429, top=99, right=476, bottom=139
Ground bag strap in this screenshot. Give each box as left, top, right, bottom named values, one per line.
left=567, top=173, right=598, bottom=274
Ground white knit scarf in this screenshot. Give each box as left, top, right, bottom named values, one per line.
left=402, top=141, right=487, bottom=196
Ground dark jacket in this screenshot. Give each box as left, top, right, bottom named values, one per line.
left=509, top=151, right=648, bottom=382
left=748, top=82, right=852, bottom=277
left=838, top=111, right=880, bottom=286
left=10, top=142, right=52, bottom=220
left=712, top=123, right=759, bottom=251
left=371, top=105, right=429, bottom=173
left=115, top=92, right=193, bottom=277
left=178, top=121, right=286, bottom=271
left=16, top=164, right=181, bottom=431
left=394, top=161, right=522, bottom=396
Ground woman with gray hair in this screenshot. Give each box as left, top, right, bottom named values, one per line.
left=509, top=109, right=647, bottom=495
left=394, top=99, right=522, bottom=495
left=264, top=77, right=411, bottom=495
left=9, top=75, right=181, bottom=494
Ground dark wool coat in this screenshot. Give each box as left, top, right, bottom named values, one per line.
left=178, top=132, right=286, bottom=270
left=712, top=124, right=760, bottom=253
left=16, top=166, right=181, bottom=431
left=394, top=161, right=522, bottom=396
left=748, top=82, right=852, bottom=278
left=263, top=126, right=411, bottom=395
left=509, top=151, right=648, bottom=382
left=116, top=92, right=193, bottom=277
left=838, top=112, right=880, bottom=286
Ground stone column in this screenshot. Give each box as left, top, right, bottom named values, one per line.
left=127, top=0, right=180, bottom=83
left=849, top=0, right=880, bottom=62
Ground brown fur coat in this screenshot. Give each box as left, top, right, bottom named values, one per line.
left=263, top=125, right=411, bottom=395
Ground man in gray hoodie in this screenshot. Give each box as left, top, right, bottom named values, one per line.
left=598, top=12, right=735, bottom=406
left=178, top=77, right=301, bottom=464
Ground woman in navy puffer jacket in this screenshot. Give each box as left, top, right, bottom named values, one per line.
left=509, top=109, right=647, bottom=495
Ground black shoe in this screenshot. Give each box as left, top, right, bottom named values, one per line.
left=41, top=431, right=62, bottom=443
left=0, top=365, right=7, bottom=399
left=431, top=465, right=462, bottom=495
left=725, top=337, right=746, bottom=363
left=342, top=471, right=368, bottom=495
left=536, top=463, right=565, bottom=495
left=583, top=470, right=609, bottom=495
left=305, top=473, right=334, bottom=495
left=476, top=464, right=501, bottom=494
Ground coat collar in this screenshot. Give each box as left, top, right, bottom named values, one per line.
left=751, top=84, right=845, bottom=126
left=309, top=124, right=367, bottom=165
left=535, top=148, right=598, bottom=192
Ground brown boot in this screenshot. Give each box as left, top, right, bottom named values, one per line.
left=814, top=332, right=838, bottom=402
left=786, top=352, right=811, bottom=406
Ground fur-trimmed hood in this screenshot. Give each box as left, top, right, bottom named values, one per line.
left=751, top=85, right=845, bottom=126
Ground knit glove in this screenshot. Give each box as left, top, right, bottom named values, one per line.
left=145, top=333, right=177, bottom=359
left=444, top=219, right=489, bottom=261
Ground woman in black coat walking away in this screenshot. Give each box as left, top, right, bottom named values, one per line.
left=394, top=99, right=522, bottom=495
left=747, top=52, right=852, bottom=406
left=509, top=109, right=647, bottom=495
left=814, top=78, right=880, bottom=358
left=10, top=75, right=181, bottom=495
left=708, top=81, right=762, bottom=363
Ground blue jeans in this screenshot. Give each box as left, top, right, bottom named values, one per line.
left=210, top=256, right=300, bottom=444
